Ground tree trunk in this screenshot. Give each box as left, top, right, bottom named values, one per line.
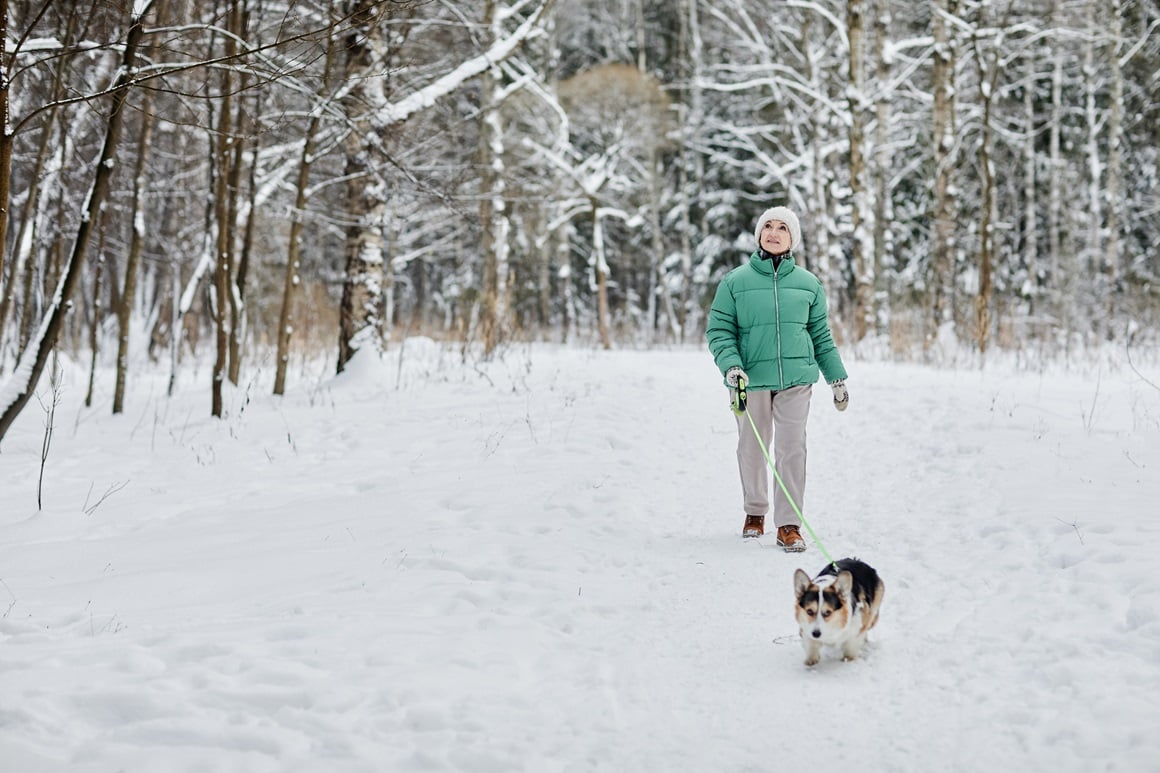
left=226, top=98, right=250, bottom=386
left=1104, top=0, right=1124, bottom=310
left=971, top=3, right=1015, bottom=354
left=1048, top=0, right=1066, bottom=334
left=675, top=0, right=702, bottom=342
left=975, top=82, right=995, bottom=354
left=275, top=93, right=325, bottom=395
left=114, top=88, right=156, bottom=414
left=1022, top=55, right=1038, bottom=315
left=337, top=0, right=388, bottom=373
left=274, top=17, right=336, bottom=395
left=1082, top=0, right=1102, bottom=318
left=847, top=0, right=873, bottom=341
left=210, top=3, right=238, bottom=418
left=558, top=229, right=573, bottom=344
left=85, top=226, right=105, bottom=408
left=929, top=0, right=957, bottom=349
left=801, top=14, right=834, bottom=288
left=647, top=150, right=677, bottom=343
left=592, top=202, right=611, bottom=350
left=872, top=1, right=892, bottom=335
left=479, top=0, right=511, bottom=358
left=0, top=0, right=10, bottom=314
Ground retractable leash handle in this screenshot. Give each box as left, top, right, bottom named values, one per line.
left=731, top=377, right=748, bottom=415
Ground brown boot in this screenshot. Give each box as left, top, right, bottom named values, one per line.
left=776, top=525, right=806, bottom=552
left=742, top=515, right=765, bottom=538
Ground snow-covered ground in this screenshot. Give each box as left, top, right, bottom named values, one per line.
left=2, top=340, right=1158, bottom=772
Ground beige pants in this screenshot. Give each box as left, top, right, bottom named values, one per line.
left=734, top=384, right=812, bottom=527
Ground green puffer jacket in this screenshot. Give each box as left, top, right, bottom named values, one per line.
left=706, top=252, right=847, bottom=391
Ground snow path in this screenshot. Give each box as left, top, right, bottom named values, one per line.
left=1, top=344, right=1158, bottom=771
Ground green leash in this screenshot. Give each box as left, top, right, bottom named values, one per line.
left=737, top=385, right=838, bottom=568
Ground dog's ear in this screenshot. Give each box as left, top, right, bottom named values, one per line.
left=794, top=569, right=812, bottom=596
left=834, top=570, right=854, bottom=595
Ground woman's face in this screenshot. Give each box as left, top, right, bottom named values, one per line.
left=760, top=219, right=792, bottom=254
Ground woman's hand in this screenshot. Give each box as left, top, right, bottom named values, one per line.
left=831, top=380, right=849, bottom=411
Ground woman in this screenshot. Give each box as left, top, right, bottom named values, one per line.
left=705, top=206, right=849, bottom=551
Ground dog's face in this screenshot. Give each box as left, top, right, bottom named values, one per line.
left=793, top=568, right=853, bottom=644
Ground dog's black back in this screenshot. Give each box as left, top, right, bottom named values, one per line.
left=816, top=558, right=880, bottom=600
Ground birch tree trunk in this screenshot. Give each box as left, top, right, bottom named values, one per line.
left=846, top=0, right=873, bottom=341
left=1082, top=0, right=1102, bottom=301
left=337, top=0, right=388, bottom=373
left=592, top=201, right=611, bottom=350
left=1022, top=55, right=1038, bottom=313
left=929, top=0, right=957, bottom=349
left=801, top=15, right=833, bottom=287
left=974, top=57, right=996, bottom=354
left=559, top=231, right=573, bottom=344
left=872, top=2, right=893, bottom=334
left=647, top=150, right=677, bottom=343
left=1104, top=0, right=1124, bottom=310
left=675, top=0, right=702, bottom=341
left=1048, top=0, right=1066, bottom=331
left=970, top=4, right=1013, bottom=354
left=479, top=0, right=511, bottom=358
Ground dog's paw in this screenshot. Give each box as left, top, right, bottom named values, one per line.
left=804, top=656, right=820, bottom=667
left=842, top=641, right=866, bottom=661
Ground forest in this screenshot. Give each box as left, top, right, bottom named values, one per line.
left=0, top=0, right=1156, bottom=438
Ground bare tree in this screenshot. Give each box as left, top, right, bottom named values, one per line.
left=967, top=2, right=1016, bottom=353
left=0, top=0, right=10, bottom=318
left=479, top=0, right=513, bottom=358
left=871, top=0, right=893, bottom=331
left=0, top=2, right=150, bottom=444
left=275, top=24, right=339, bottom=396
left=847, top=0, right=874, bottom=341
left=929, top=0, right=959, bottom=349
left=1047, top=0, right=1068, bottom=332
left=1103, top=0, right=1125, bottom=314
left=210, top=1, right=241, bottom=418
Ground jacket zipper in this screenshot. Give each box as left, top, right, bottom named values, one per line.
left=772, top=262, right=784, bottom=387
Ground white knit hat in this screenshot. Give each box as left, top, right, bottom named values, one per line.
left=754, top=206, right=802, bottom=252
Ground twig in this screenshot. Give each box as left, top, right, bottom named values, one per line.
left=84, top=480, right=130, bottom=515
left=36, top=356, right=64, bottom=511
left=1, top=579, right=16, bottom=619
left=1125, top=330, right=1160, bottom=393
left=1056, top=517, right=1084, bottom=545
left=1081, top=371, right=1101, bottom=434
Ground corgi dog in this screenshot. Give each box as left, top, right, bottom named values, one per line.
left=793, top=558, right=885, bottom=667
